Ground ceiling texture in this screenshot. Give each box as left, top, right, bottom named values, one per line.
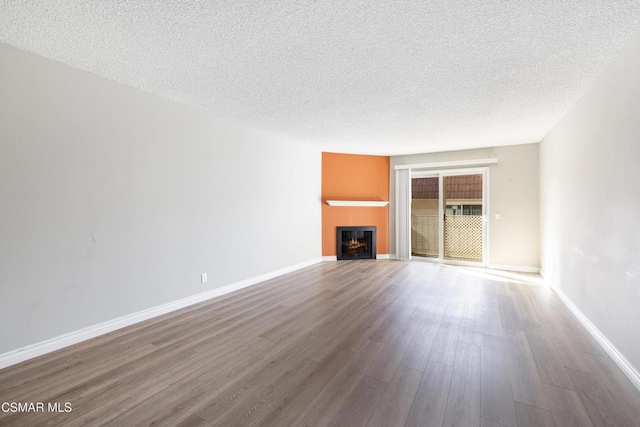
left=1, top=1, right=640, bottom=155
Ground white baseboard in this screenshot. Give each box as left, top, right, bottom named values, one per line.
left=0, top=257, right=323, bottom=370
left=487, top=263, right=540, bottom=273
left=550, top=283, right=640, bottom=392
left=376, top=254, right=391, bottom=260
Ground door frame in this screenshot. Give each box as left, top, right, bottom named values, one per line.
left=406, top=166, right=490, bottom=267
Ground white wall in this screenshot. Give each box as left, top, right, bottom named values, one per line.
left=0, top=43, right=321, bottom=354
left=391, top=143, right=540, bottom=269
left=540, top=34, right=640, bottom=372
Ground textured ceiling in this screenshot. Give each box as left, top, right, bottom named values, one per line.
left=1, top=1, right=640, bottom=155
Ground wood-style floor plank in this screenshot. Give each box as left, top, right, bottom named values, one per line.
left=583, top=353, right=640, bottom=424
left=1, top=260, right=639, bottom=426
left=290, top=339, right=385, bottom=427
left=481, top=334, right=517, bottom=426
left=175, top=414, right=214, bottom=427
left=405, top=362, right=453, bottom=427
left=105, top=354, right=265, bottom=426
left=199, top=355, right=320, bottom=427
left=329, top=375, right=387, bottom=427
left=543, top=383, right=593, bottom=427
left=513, top=401, right=554, bottom=427
left=521, top=320, right=574, bottom=391
left=481, top=418, right=506, bottom=427
left=256, top=349, right=354, bottom=427
left=507, top=330, right=548, bottom=410
left=400, top=317, right=440, bottom=372
left=566, top=367, right=633, bottom=427
left=442, top=340, right=481, bottom=427
left=367, top=366, right=422, bottom=427
left=498, top=294, right=523, bottom=332
left=428, top=322, right=461, bottom=367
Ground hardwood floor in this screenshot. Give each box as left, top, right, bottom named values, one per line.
left=1, top=261, right=639, bottom=426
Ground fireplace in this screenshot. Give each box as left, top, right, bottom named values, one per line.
left=337, top=226, right=376, bottom=260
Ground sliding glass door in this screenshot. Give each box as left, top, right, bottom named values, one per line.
left=443, top=174, right=484, bottom=263
left=411, top=176, right=440, bottom=258
left=408, top=169, right=487, bottom=266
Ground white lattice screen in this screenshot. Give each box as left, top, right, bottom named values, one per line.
left=412, top=214, right=483, bottom=261
left=444, top=215, right=483, bottom=261
left=411, top=214, right=438, bottom=257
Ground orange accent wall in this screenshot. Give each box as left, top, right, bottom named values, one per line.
left=322, top=152, right=390, bottom=256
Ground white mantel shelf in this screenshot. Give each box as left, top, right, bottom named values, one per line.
left=326, top=200, right=389, bottom=207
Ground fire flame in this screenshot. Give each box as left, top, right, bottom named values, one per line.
left=346, top=237, right=367, bottom=251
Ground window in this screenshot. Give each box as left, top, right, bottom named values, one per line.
left=463, top=205, right=482, bottom=216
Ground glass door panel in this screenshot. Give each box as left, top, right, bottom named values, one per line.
left=443, top=174, right=484, bottom=262
left=411, top=176, right=440, bottom=258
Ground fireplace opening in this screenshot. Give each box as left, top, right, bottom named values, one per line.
left=337, top=226, right=377, bottom=260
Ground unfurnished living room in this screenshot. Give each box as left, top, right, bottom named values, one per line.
left=1, top=1, right=640, bottom=426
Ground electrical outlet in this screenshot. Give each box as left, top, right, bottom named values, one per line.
left=201, top=273, right=207, bottom=283
left=494, top=212, right=500, bottom=220
left=316, top=245, right=320, bottom=253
